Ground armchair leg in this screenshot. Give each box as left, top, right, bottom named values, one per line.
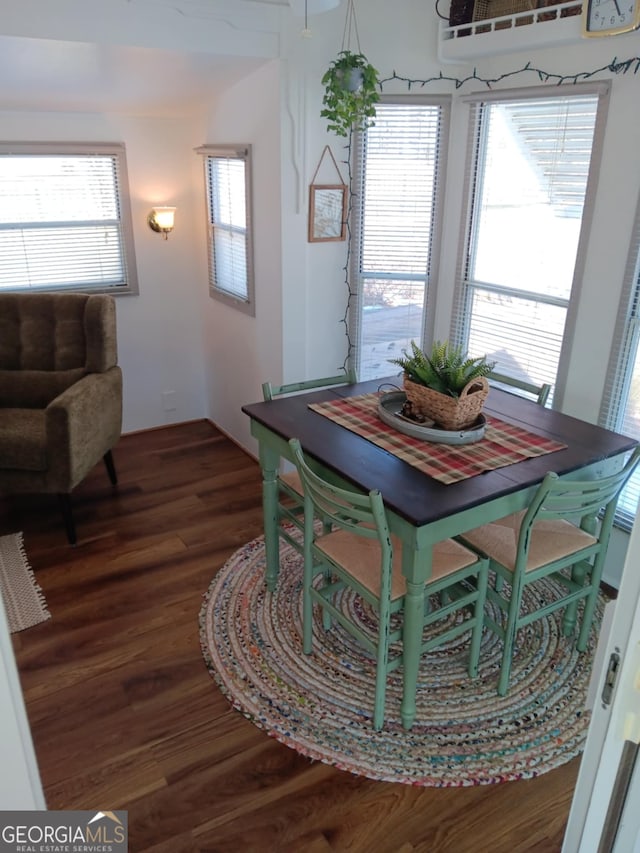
left=58, top=494, right=77, bottom=545
left=103, top=450, right=118, bottom=485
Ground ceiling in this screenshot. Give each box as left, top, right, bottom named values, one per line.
left=0, top=0, right=342, bottom=116
left=0, top=34, right=269, bottom=116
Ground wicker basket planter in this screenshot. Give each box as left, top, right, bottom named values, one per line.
left=403, top=375, right=489, bottom=431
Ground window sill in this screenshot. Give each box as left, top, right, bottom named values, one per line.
left=438, top=1, right=583, bottom=63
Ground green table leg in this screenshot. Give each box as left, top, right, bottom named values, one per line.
left=400, top=533, right=430, bottom=731
left=259, top=444, right=280, bottom=592
left=563, top=515, right=597, bottom=636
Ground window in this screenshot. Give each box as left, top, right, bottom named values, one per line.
left=0, top=142, right=137, bottom=295
left=600, top=194, right=640, bottom=528
left=451, top=84, right=609, bottom=404
left=350, top=97, right=450, bottom=381
left=199, top=144, right=254, bottom=316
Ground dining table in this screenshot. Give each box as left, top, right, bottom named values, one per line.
left=242, top=376, right=638, bottom=729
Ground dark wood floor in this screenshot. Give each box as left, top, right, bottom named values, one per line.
left=5, top=420, right=579, bottom=852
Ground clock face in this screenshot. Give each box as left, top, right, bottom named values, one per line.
left=584, top=0, right=640, bottom=34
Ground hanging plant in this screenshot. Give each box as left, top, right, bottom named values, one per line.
left=320, top=0, right=380, bottom=138
left=321, top=50, right=380, bottom=138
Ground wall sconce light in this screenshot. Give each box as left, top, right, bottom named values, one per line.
left=147, top=206, right=176, bottom=240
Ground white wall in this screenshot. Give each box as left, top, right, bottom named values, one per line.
left=200, top=60, right=284, bottom=450
left=115, top=113, right=210, bottom=432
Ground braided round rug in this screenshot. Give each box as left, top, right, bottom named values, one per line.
left=199, top=535, right=601, bottom=787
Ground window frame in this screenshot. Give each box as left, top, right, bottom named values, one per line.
left=198, top=144, right=255, bottom=317
left=450, top=82, right=610, bottom=410
left=600, top=189, right=640, bottom=530
left=349, top=94, right=451, bottom=381
left=0, top=140, right=138, bottom=296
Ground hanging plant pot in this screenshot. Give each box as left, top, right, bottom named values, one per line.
left=321, top=50, right=380, bottom=138
left=339, top=67, right=364, bottom=92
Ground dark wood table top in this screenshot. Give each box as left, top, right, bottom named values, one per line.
left=242, top=377, right=637, bottom=529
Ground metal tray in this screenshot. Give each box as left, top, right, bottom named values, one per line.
left=377, top=391, right=487, bottom=445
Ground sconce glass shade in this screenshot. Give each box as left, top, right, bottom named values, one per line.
left=148, top=206, right=176, bottom=239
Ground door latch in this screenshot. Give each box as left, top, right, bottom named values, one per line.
left=601, top=649, right=621, bottom=707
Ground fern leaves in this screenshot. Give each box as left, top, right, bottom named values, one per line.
left=390, top=340, right=495, bottom=398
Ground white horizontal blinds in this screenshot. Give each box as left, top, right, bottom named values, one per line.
left=452, top=89, right=602, bottom=403
left=205, top=150, right=249, bottom=301
left=0, top=152, right=127, bottom=291
left=600, top=195, right=640, bottom=528
left=352, top=99, right=448, bottom=381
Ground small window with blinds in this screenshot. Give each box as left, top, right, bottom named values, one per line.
left=350, top=97, right=450, bottom=381
left=0, top=142, right=137, bottom=295
left=451, top=84, right=609, bottom=406
left=600, top=194, right=640, bottom=529
left=198, top=144, right=254, bottom=317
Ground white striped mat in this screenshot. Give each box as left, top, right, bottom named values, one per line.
left=0, top=532, right=50, bottom=633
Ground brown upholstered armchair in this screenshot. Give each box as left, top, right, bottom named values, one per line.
left=0, top=292, right=123, bottom=544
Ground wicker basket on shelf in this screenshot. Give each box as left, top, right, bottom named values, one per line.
left=472, top=0, right=537, bottom=28
left=403, top=375, right=490, bottom=431
left=473, top=0, right=536, bottom=17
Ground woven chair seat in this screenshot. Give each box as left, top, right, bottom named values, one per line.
left=462, top=512, right=597, bottom=573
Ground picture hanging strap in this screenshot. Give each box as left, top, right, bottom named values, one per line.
left=310, top=145, right=346, bottom=187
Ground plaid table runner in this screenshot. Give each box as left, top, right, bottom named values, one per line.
left=309, top=393, right=567, bottom=485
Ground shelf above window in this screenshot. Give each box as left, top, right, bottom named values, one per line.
left=438, top=1, right=584, bottom=63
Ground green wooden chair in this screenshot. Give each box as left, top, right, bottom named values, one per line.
left=460, top=446, right=640, bottom=696
left=289, top=437, right=489, bottom=731
left=488, top=370, right=551, bottom=407
left=261, top=369, right=357, bottom=555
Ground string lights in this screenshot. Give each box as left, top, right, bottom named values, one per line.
left=378, top=56, right=640, bottom=90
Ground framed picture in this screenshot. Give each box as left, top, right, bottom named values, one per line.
left=308, top=184, right=347, bottom=242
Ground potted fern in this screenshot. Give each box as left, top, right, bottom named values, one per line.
left=390, top=340, right=495, bottom=430
left=321, top=50, right=380, bottom=138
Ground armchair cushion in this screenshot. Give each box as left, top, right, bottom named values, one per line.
left=0, top=368, right=86, bottom=408
left=0, top=409, right=46, bottom=471
left=0, top=292, right=117, bottom=371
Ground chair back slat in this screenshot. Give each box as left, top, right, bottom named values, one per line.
left=529, top=447, right=640, bottom=524
left=488, top=371, right=551, bottom=407
left=262, top=368, right=357, bottom=401
left=515, top=447, right=640, bottom=573
left=289, top=438, right=387, bottom=541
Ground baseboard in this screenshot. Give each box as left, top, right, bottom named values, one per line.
left=121, top=418, right=209, bottom=438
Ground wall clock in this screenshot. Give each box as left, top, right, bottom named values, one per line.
left=582, top=0, right=640, bottom=35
